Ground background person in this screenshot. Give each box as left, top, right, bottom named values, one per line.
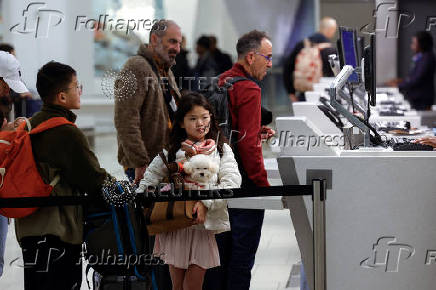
left=282, top=17, right=337, bottom=102
left=209, top=35, right=233, bottom=75
left=0, top=43, right=33, bottom=119
left=0, top=51, right=29, bottom=278
left=172, top=35, right=193, bottom=92
left=388, top=31, right=436, bottom=110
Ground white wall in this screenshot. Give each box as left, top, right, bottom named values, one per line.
left=375, top=0, right=398, bottom=84
left=164, top=0, right=299, bottom=64
left=3, top=0, right=95, bottom=93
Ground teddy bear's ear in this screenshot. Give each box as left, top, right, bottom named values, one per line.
left=210, top=161, right=219, bottom=174
left=183, top=162, right=192, bottom=174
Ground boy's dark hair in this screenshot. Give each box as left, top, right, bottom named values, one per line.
left=36, top=61, right=76, bottom=104
left=168, top=91, right=227, bottom=162
left=416, top=31, right=434, bottom=53
left=236, top=30, right=270, bottom=59
left=0, top=43, right=14, bottom=54
left=0, top=110, right=4, bottom=123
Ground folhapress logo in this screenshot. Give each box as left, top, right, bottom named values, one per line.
left=360, top=237, right=415, bottom=272
left=360, top=1, right=415, bottom=38
left=10, top=2, right=64, bottom=38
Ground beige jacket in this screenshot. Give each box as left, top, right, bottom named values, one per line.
left=114, top=44, right=181, bottom=168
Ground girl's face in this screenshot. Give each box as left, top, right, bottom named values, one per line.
left=181, top=105, right=211, bottom=142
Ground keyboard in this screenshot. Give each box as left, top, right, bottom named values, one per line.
left=392, top=142, right=434, bottom=151
left=379, top=110, right=405, bottom=117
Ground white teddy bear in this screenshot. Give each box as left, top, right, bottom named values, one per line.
left=183, top=154, right=219, bottom=189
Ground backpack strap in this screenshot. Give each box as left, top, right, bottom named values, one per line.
left=25, top=118, right=31, bottom=131
left=29, top=117, right=76, bottom=135
left=158, top=152, right=170, bottom=169
left=28, top=117, right=75, bottom=188
left=224, top=76, right=252, bottom=87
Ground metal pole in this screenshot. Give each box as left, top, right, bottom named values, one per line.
left=313, top=179, right=326, bottom=290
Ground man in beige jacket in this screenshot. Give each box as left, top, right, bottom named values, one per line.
left=114, top=20, right=182, bottom=184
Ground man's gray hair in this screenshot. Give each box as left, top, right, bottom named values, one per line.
left=236, top=30, right=270, bottom=59
left=149, top=19, right=180, bottom=42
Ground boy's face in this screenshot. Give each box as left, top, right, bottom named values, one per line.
left=61, top=75, right=81, bottom=110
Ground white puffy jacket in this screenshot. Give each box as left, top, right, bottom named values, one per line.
left=137, top=143, right=241, bottom=234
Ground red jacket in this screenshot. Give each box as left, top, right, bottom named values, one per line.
left=219, top=63, right=270, bottom=187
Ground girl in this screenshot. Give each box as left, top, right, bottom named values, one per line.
left=138, top=92, right=241, bottom=290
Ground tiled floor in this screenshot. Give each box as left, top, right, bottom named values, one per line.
left=0, top=133, right=301, bottom=290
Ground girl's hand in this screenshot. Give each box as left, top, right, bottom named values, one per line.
left=192, top=201, right=208, bottom=224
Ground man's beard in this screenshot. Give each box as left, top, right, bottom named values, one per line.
left=155, top=41, right=176, bottom=67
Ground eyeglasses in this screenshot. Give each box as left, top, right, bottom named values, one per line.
left=66, top=83, right=83, bottom=93
left=255, top=52, right=272, bottom=63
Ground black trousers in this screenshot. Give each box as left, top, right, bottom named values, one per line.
left=21, top=235, right=82, bottom=290
left=203, top=208, right=265, bottom=290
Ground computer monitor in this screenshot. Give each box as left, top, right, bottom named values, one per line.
left=363, top=34, right=376, bottom=106
left=338, top=27, right=360, bottom=83
left=357, top=36, right=365, bottom=62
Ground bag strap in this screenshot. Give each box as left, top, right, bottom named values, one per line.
left=226, top=76, right=250, bottom=85
left=158, top=152, right=170, bottom=170
left=29, top=117, right=76, bottom=135
left=26, top=117, right=73, bottom=187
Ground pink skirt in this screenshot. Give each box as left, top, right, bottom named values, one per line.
left=154, top=227, right=220, bottom=269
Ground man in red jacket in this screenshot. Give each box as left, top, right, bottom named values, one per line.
left=205, top=30, right=273, bottom=290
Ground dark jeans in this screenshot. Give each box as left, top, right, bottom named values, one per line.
left=203, top=208, right=265, bottom=290
left=21, top=235, right=82, bottom=290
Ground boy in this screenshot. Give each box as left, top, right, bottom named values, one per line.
left=14, top=61, right=109, bottom=289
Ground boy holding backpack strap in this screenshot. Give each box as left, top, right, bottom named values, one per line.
left=10, top=61, right=117, bottom=290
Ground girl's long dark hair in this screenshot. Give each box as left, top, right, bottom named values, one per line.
left=168, top=91, right=227, bottom=162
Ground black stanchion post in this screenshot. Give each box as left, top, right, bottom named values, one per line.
left=313, top=179, right=326, bottom=290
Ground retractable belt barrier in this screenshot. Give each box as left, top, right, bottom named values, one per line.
left=0, top=184, right=318, bottom=208
left=0, top=180, right=327, bottom=290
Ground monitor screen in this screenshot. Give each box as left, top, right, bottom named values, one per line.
left=364, top=34, right=376, bottom=106
left=339, top=27, right=359, bottom=83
